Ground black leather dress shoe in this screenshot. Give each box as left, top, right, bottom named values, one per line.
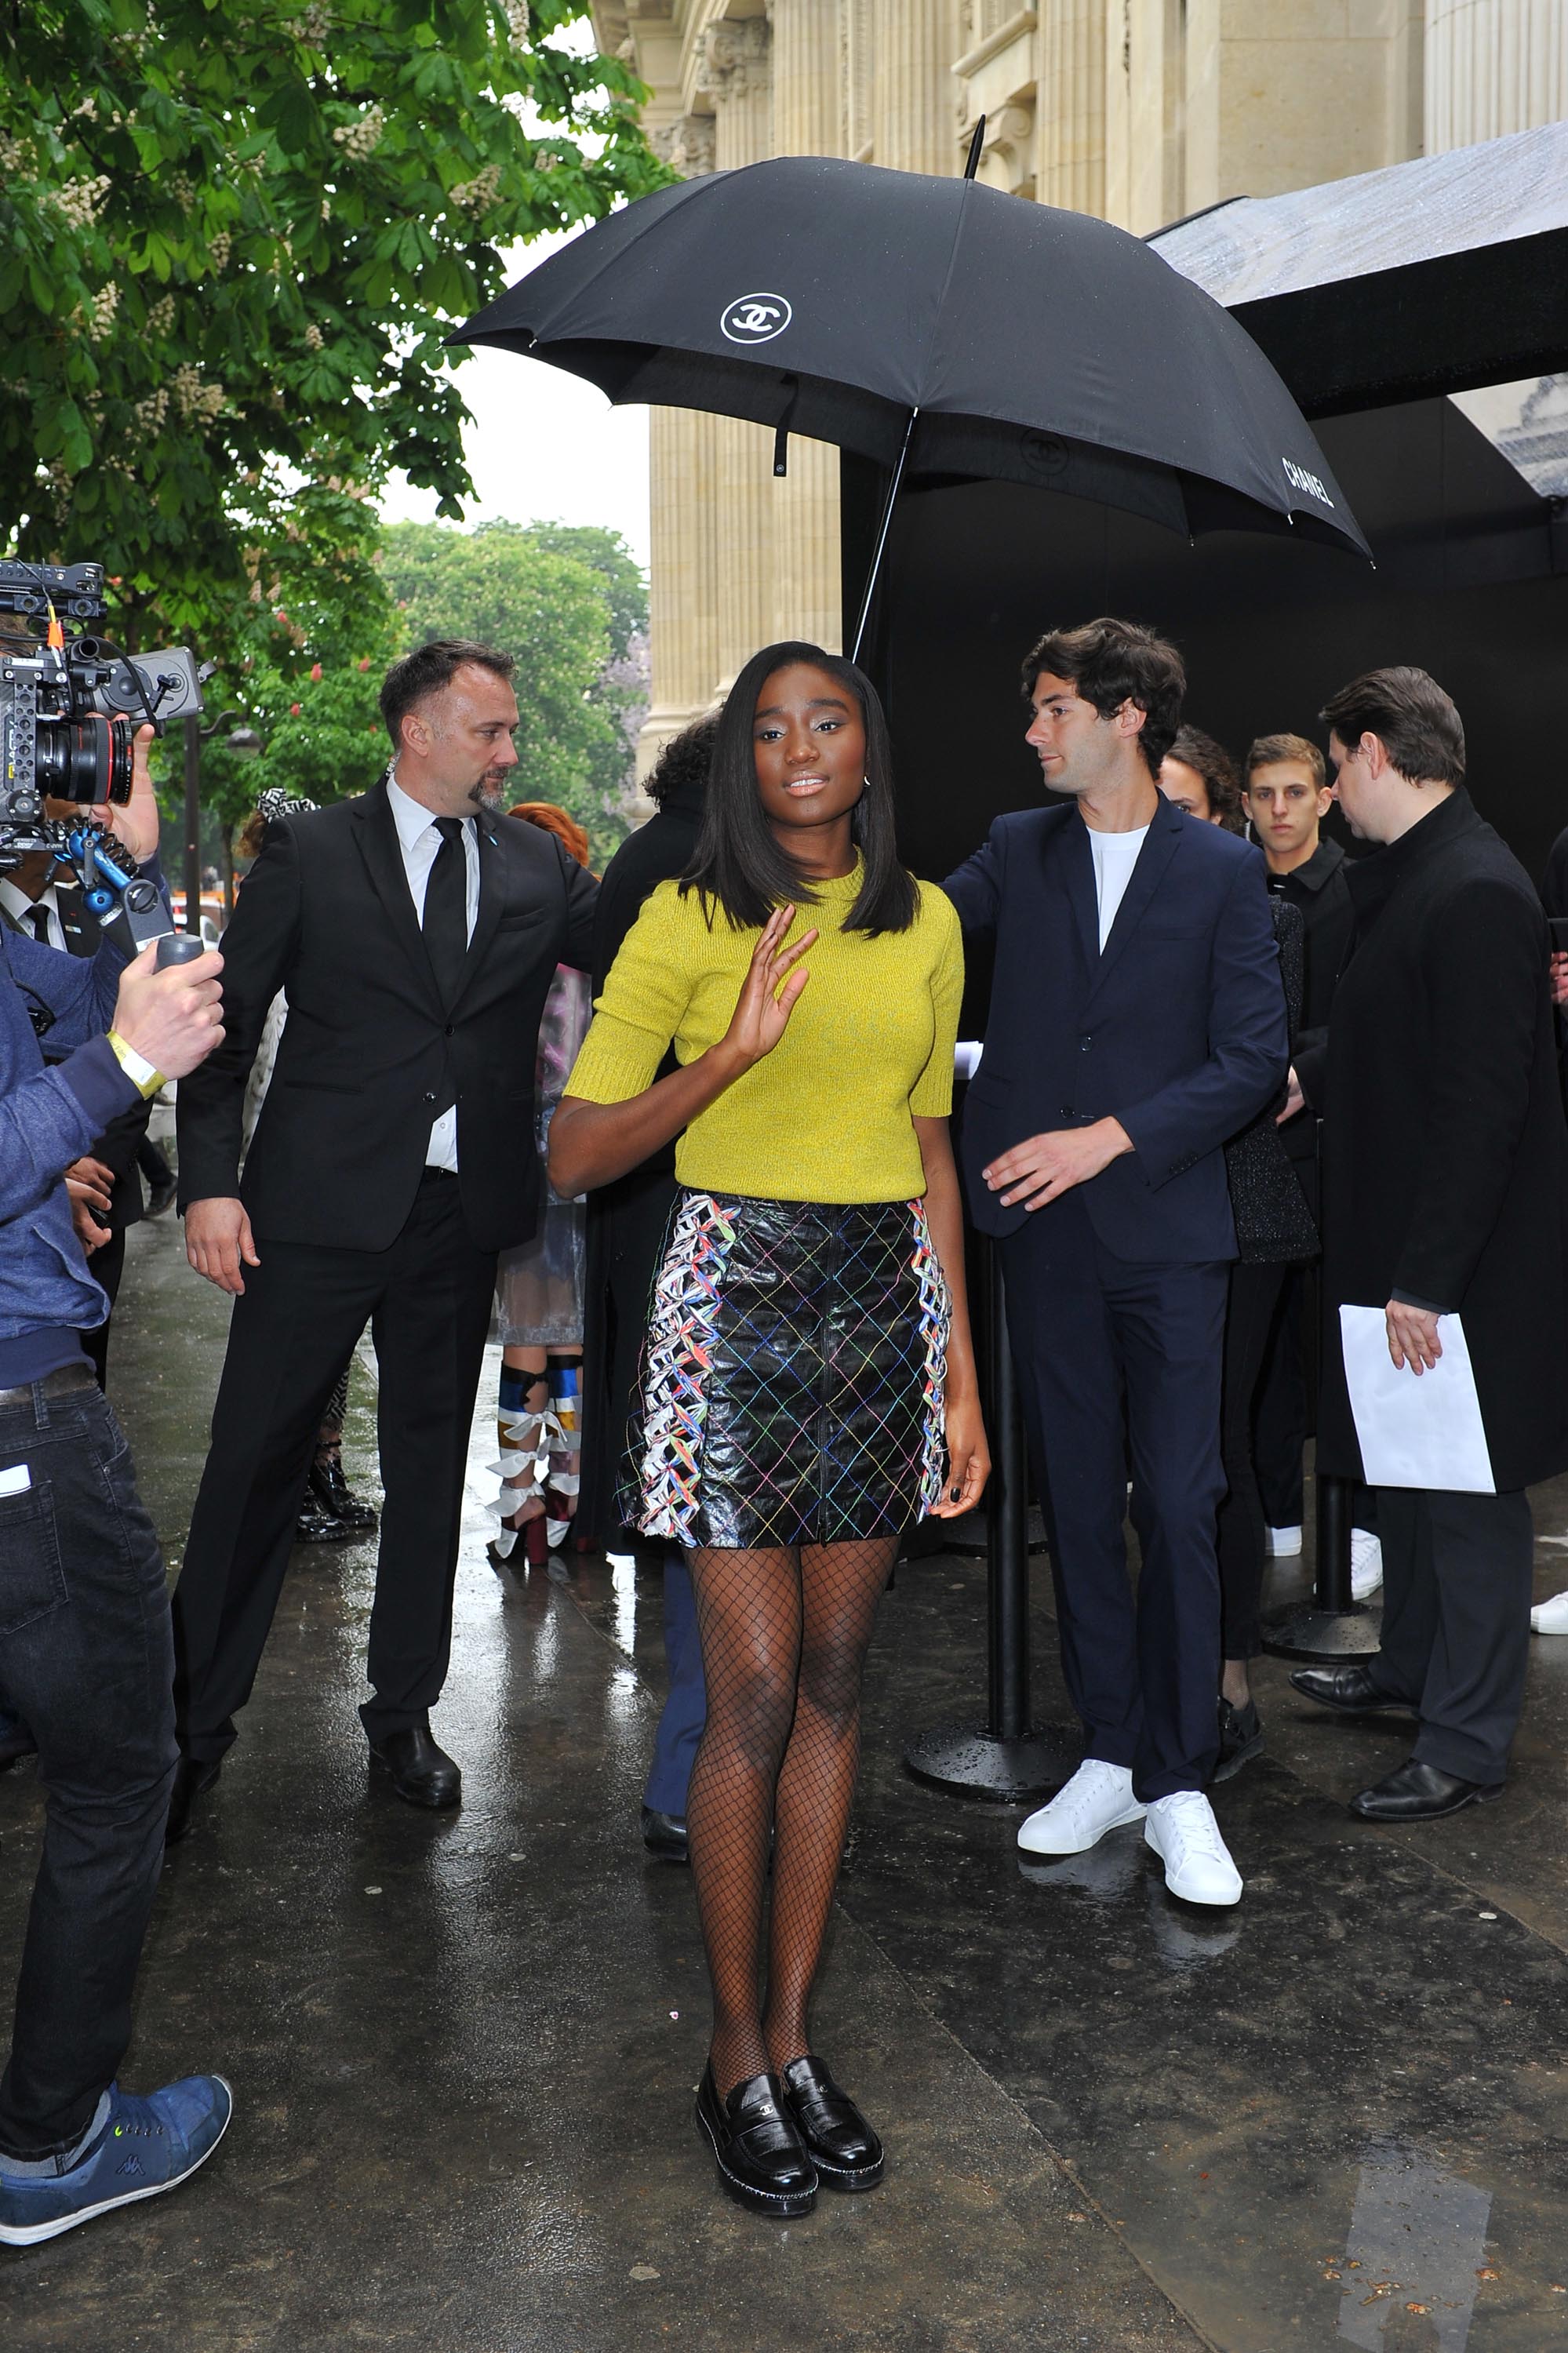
left=1213, top=1697, right=1264, bottom=1783
left=695, top=2065, right=817, bottom=2217
left=779, top=2054, right=884, bottom=2191
left=308, top=1456, right=377, bottom=1531
left=165, top=1755, right=222, bottom=1846
left=1289, top=1664, right=1417, bottom=1719
left=1348, top=1759, right=1504, bottom=1821
left=641, top=1806, right=689, bottom=1864
left=368, top=1724, right=461, bottom=1810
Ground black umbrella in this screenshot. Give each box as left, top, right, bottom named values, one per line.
left=454, top=136, right=1370, bottom=656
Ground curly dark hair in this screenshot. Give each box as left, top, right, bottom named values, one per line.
left=645, top=710, right=719, bottom=809
left=1021, top=616, right=1186, bottom=778
left=1165, top=725, right=1244, bottom=834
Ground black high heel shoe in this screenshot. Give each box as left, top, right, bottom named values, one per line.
left=694, top=2065, right=817, bottom=2217
left=779, top=2055, right=885, bottom=2191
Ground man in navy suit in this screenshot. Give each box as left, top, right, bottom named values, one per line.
left=944, top=619, right=1286, bottom=1906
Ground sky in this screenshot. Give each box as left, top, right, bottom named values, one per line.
left=377, top=237, right=653, bottom=569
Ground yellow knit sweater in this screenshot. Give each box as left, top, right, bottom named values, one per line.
left=565, top=861, right=964, bottom=1202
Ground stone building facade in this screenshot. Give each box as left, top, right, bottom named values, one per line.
left=588, top=1, right=1568, bottom=773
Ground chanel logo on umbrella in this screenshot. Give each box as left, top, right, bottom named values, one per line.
left=1021, top=432, right=1068, bottom=478
left=1283, top=456, right=1335, bottom=508
left=721, top=293, right=792, bottom=344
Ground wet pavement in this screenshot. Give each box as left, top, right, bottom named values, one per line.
left=3, top=1209, right=1568, bottom=2350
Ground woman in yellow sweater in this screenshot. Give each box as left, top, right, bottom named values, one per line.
left=550, top=641, right=988, bottom=2219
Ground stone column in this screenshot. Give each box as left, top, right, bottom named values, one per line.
left=1426, top=0, right=1568, bottom=151
left=767, top=0, right=844, bottom=655
left=706, top=16, right=780, bottom=691
left=1039, top=0, right=1107, bottom=216
left=640, top=404, right=722, bottom=779
left=873, top=0, right=961, bottom=178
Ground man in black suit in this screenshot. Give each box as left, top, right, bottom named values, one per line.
left=944, top=619, right=1286, bottom=1907
left=172, top=640, right=596, bottom=1835
left=1290, top=667, right=1568, bottom=1818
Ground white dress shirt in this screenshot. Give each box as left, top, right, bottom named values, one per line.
left=0, top=878, right=67, bottom=951
left=386, top=775, right=480, bottom=1172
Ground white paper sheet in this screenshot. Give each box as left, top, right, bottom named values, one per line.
left=1338, top=1306, right=1495, bottom=1493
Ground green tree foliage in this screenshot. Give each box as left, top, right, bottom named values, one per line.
left=0, top=0, right=668, bottom=680
left=379, top=518, right=646, bottom=858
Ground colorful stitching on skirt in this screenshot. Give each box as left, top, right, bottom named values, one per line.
left=909, top=1198, right=953, bottom=1515
left=635, top=1190, right=738, bottom=1542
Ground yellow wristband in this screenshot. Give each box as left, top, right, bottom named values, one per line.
left=107, top=1031, right=165, bottom=1100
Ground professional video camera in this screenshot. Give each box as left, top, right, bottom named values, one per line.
left=1, top=558, right=204, bottom=811
left=0, top=560, right=206, bottom=948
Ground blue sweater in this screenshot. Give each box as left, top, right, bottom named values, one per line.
left=0, top=926, right=140, bottom=1385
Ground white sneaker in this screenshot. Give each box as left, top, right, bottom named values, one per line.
left=1017, top=1760, right=1146, bottom=1857
left=1144, top=1791, right=1243, bottom=1907
left=1265, top=1525, right=1303, bottom=1558
left=1351, top=1528, right=1384, bottom=1602
left=1532, top=1588, right=1568, bottom=1634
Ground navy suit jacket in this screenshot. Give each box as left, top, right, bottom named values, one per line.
left=943, top=792, right=1288, bottom=1262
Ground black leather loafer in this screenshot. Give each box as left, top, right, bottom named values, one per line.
left=369, top=1724, right=461, bottom=1810
left=1348, top=1760, right=1504, bottom=1822
left=165, top=1754, right=222, bottom=1846
left=641, top=1806, right=689, bottom=1864
left=695, top=2065, right=817, bottom=2217
left=1212, top=1697, right=1264, bottom=1784
left=780, top=2054, right=884, bottom=2191
left=1289, top=1665, right=1417, bottom=1719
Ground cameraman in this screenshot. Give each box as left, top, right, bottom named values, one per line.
left=0, top=889, right=233, bottom=2245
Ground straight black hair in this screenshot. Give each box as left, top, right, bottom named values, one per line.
left=680, top=641, right=917, bottom=936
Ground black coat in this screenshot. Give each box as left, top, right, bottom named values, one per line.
left=1297, top=789, right=1568, bottom=1492
left=579, top=781, right=704, bottom=1544
left=176, top=776, right=597, bottom=1253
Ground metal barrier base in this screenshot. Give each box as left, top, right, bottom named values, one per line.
left=903, top=1722, right=1076, bottom=1803
left=1260, top=1599, right=1383, bottom=1664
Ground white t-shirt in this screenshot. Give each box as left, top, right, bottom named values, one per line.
left=1088, top=824, right=1149, bottom=951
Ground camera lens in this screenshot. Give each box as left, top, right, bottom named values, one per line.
left=31, top=714, right=134, bottom=805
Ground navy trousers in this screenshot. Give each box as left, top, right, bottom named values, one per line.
left=1001, top=1192, right=1228, bottom=1800
left=642, top=1550, right=706, bottom=1816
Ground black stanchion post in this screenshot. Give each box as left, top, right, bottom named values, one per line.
left=904, top=1241, right=1076, bottom=1801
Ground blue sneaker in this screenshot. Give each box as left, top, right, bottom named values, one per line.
left=0, top=2076, right=232, bottom=2246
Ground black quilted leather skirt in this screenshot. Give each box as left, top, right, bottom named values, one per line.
left=617, top=1190, right=952, bottom=1551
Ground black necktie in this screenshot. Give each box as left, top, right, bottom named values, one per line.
left=423, top=818, right=468, bottom=999
left=26, top=904, right=51, bottom=947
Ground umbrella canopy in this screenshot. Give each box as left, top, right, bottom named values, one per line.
left=454, top=155, right=1370, bottom=562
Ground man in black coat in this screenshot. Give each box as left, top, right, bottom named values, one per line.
left=171, top=641, right=597, bottom=1835
left=579, top=713, right=714, bottom=1864
left=1239, top=733, right=1367, bottom=1573
left=1290, top=666, right=1568, bottom=1820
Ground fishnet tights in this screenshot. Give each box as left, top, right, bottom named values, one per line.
left=686, top=1539, right=898, bottom=2100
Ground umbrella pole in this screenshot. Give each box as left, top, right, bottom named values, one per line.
left=849, top=117, right=983, bottom=667
left=849, top=406, right=919, bottom=667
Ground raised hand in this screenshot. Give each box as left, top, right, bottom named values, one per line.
left=719, top=904, right=818, bottom=1071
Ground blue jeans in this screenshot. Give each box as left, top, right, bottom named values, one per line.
left=0, top=1370, right=176, bottom=2158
